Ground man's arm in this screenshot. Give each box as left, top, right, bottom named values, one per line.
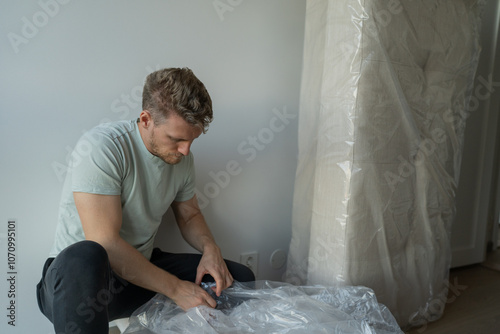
left=171, top=194, right=233, bottom=296
left=73, top=192, right=217, bottom=310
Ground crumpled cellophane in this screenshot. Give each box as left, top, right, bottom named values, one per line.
left=122, top=281, right=403, bottom=334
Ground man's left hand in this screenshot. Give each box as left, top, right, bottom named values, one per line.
left=195, top=245, right=233, bottom=296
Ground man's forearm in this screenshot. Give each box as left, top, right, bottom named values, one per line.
left=102, top=236, right=179, bottom=298
left=74, top=192, right=216, bottom=309
left=176, top=209, right=219, bottom=253
left=171, top=195, right=233, bottom=294
left=99, top=236, right=218, bottom=310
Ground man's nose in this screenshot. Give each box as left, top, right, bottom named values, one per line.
left=178, top=141, right=191, bottom=156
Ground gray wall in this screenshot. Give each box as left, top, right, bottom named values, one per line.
left=0, top=1, right=305, bottom=332
left=450, top=0, right=500, bottom=267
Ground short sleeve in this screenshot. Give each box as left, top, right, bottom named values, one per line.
left=174, top=152, right=196, bottom=202
left=70, top=130, right=123, bottom=195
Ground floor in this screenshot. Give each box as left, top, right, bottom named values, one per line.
left=109, top=250, right=500, bottom=334
left=406, top=249, right=500, bottom=334
left=109, top=326, right=120, bottom=334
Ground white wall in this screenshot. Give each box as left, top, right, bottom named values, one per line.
left=0, top=1, right=305, bottom=332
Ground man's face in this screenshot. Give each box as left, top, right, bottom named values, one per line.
left=146, top=112, right=202, bottom=165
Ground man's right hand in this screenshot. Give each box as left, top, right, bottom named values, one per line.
left=170, top=279, right=217, bottom=311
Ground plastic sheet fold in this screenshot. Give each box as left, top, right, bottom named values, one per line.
left=122, top=281, right=403, bottom=334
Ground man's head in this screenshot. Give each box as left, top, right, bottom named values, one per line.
left=142, top=67, right=213, bottom=133
left=138, top=68, right=212, bottom=165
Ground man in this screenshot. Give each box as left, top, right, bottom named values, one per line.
left=36, top=68, right=255, bottom=333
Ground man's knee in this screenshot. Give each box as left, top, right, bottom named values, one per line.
left=37, top=241, right=111, bottom=324
left=55, top=240, right=109, bottom=277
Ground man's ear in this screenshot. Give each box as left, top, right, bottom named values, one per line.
left=139, top=110, right=153, bottom=128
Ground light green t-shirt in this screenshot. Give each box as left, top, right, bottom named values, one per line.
left=50, top=120, right=196, bottom=260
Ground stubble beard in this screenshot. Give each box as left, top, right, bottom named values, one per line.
left=149, top=137, right=183, bottom=165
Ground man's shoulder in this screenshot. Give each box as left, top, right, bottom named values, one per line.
left=81, top=120, right=136, bottom=147
left=71, top=120, right=138, bottom=162
left=90, top=119, right=136, bottom=138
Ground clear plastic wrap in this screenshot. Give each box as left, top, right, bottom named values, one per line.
left=286, top=0, right=484, bottom=330
left=122, top=281, right=402, bottom=334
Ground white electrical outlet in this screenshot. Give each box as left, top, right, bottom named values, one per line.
left=240, top=251, right=258, bottom=277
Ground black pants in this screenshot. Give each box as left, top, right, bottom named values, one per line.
left=36, top=240, right=255, bottom=334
